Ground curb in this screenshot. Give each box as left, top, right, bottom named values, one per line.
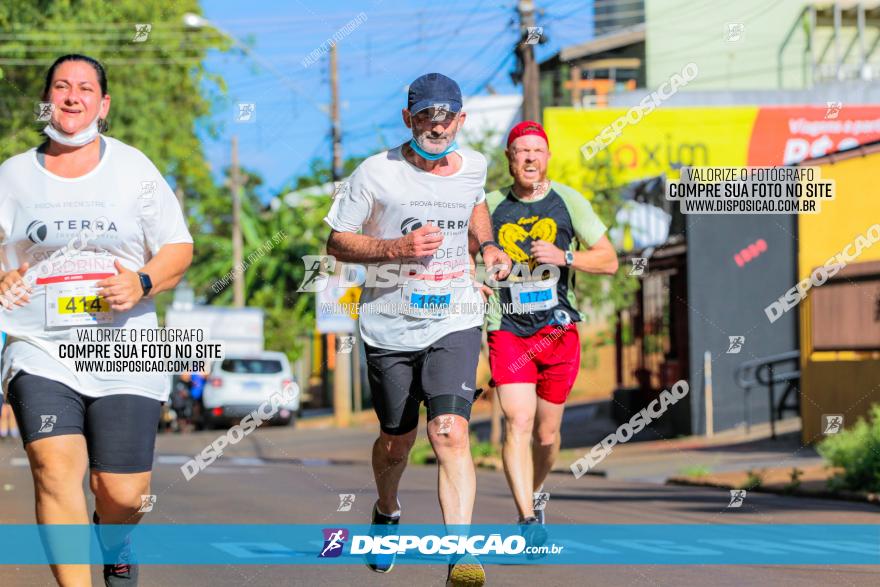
left=666, top=476, right=880, bottom=506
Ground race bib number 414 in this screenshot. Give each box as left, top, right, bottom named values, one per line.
left=45, top=280, right=113, bottom=327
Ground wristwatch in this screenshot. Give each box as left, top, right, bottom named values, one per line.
left=479, top=240, right=502, bottom=254
left=564, top=250, right=575, bottom=266
left=137, top=271, right=153, bottom=297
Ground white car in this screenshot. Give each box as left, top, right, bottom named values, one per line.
left=201, top=351, right=300, bottom=429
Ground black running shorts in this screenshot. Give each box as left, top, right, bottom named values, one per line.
left=7, top=371, right=162, bottom=473
left=364, top=326, right=482, bottom=435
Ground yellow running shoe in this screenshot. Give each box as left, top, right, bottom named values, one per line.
left=446, top=553, right=486, bottom=587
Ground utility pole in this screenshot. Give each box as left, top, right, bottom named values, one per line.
left=230, top=135, right=245, bottom=308
left=517, top=0, right=541, bottom=122
left=330, top=44, right=343, bottom=181
left=329, top=43, right=353, bottom=427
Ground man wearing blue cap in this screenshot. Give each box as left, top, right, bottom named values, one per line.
left=325, top=72, right=510, bottom=586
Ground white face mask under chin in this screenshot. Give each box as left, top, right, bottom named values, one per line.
left=43, top=112, right=101, bottom=147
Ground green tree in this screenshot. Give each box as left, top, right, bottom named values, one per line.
left=0, top=0, right=227, bottom=201
left=187, top=162, right=351, bottom=364
left=0, top=1, right=235, bottom=326
left=463, top=129, right=510, bottom=193
left=292, top=156, right=366, bottom=190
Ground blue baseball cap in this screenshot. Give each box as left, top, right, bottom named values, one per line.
left=407, top=73, right=462, bottom=114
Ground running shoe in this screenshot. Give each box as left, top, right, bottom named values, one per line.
left=365, top=501, right=400, bottom=573
left=446, top=553, right=485, bottom=587
left=94, top=512, right=139, bottom=586
left=518, top=516, right=548, bottom=559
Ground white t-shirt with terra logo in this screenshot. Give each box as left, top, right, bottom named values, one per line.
left=0, top=136, right=193, bottom=401
left=324, top=145, right=487, bottom=351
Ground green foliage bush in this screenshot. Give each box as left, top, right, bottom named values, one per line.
left=741, top=469, right=764, bottom=490
left=817, top=404, right=880, bottom=493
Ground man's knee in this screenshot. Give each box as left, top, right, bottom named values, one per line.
left=533, top=425, right=559, bottom=448
left=504, top=412, right=534, bottom=436
left=427, top=416, right=469, bottom=450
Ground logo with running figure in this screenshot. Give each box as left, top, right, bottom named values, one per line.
left=822, top=414, right=844, bottom=435
left=437, top=415, right=454, bottom=435
left=525, top=26, right=543, bottom=45
left=36, top=102, right=54, bottom=122
left=533, top=492, right=550, bottom=511
left=319, top=528, right=349, bottom=558
left=430, top=103, right=451, bottom=122
left=337, top=336, right=355, bottom=354
left=236, top=103, right=256, bottom=123
left=138, top=494, right=157, bottom=513
left=38, top=415, right=57, bottom=433
left=825, top=101, right=843, bottom=120
left=630, top=257, right=647, bottom=276
left=726, top=23, right=744, bottom=42
left=337, top=494, right=355, bottom=512
left=132, top=24, right=152, bottom=43
left=332, top=181, right=351, bottom=200
left=139, top=181, right=157, bottom=200
left=727, top=336, right=745, bottom=354
left=298, top=255, right=336, bottom=292
left=727, top=489, right=747, bottom=508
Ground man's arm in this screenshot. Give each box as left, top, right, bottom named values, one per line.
left=327, top=225, right=444, bottom=264
left=531, top=235, right=618, bottom=275
left=570, top=235, right=618, bottom=274
left=468, top=202, right=494, bottom=246
left=326, top=231, right=397, bottom=263
left=468, top=202, right=511, bottom=280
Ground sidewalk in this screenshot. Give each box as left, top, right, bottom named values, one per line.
left=554, top=417, right=820, bottom=483
left=549, top=416, right=880, bottom=504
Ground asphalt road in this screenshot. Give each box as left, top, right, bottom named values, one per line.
left=0, top=424, right=877, bottom=586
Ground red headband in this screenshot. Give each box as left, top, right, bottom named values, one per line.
left=507, top=120, right=549, bottom=148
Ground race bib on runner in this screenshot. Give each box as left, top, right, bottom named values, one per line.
left=509, top=277, right=559, bottom=313
left=45, top=280, right=113, bottom=327
left=40, top=252, right=116, bottom=327
left=401, top=279, right=452, bottom=320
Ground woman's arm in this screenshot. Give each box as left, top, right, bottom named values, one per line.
left=141, top=243, right=193, bottom=296
left=96, top=243, right=193, bottom=311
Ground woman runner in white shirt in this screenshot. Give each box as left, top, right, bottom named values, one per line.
left=0, top=54, right=193, bottom=586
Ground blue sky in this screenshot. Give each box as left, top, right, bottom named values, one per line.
left=198, top=0, right=595, bottom=199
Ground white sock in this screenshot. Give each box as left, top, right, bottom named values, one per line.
left=376, top=499, right=401, bottom=518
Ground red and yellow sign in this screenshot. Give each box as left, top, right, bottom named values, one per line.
left=545, top=106, right=880, bottom=189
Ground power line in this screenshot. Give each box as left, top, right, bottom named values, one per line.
left=341, top=16, right=517, bottom=142
left=471, top=52, right=517, bottom=95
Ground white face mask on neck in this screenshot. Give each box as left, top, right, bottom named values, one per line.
left=43, top=109, right=102, bottom=147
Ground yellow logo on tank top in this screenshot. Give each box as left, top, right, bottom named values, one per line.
left=498, top=217, right=557, bottom=265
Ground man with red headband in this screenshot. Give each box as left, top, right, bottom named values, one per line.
left=485, top=121, right=618, bottom=531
